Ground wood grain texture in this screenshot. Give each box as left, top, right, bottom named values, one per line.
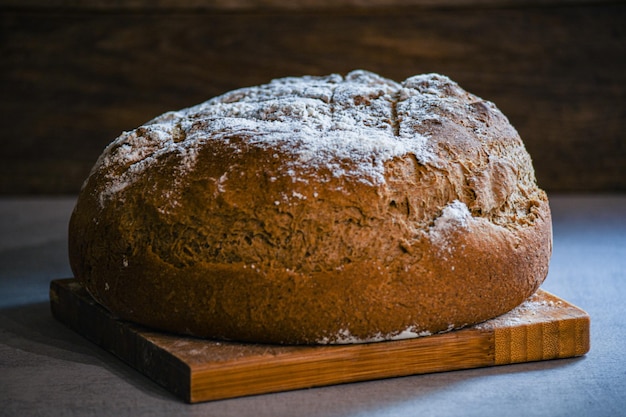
left=50, top=278, right=590, bottom=403
left=0, top=0, right=608, bottom=11
left=476, top=291, right=591, bottom=364
left=2, top=3, right=624, bottom=194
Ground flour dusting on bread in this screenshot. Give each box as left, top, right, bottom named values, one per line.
left=88, top=70, right=500, bottom=206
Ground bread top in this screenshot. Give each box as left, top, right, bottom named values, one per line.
left=93, top=70, right=430, bottom=202
left=90, top=69, right=532, bottom=200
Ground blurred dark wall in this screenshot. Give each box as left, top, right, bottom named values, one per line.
left=1, top=1, right=625, bottom=194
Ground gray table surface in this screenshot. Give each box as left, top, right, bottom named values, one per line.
left=1, top=194, right=625, bottom=417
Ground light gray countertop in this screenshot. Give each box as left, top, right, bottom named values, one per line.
left=1, top=195, right=625, bottom=417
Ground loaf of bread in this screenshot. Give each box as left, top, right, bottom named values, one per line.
left=68, top=70, right=552, bottom=344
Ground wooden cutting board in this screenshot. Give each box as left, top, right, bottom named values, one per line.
left=49, top=278, right=589, bottom=403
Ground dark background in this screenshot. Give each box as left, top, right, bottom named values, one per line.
left=2, top=0, right=625, bottom=195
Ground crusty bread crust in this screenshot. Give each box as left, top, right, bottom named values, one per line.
left=69, top=70, right=552, bottom=344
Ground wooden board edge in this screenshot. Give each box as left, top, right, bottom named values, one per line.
left=49, top=278, right=591, bottom=404
left=189, top=328, right=495, bottom=402
left=49, top=278, right=194, bottom=402
left=188, top=289, right=590, bottom=402
left=493, top=290, right=590, bottom=365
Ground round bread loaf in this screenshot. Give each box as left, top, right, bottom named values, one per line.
left=68, top=70, right=552, bottom=345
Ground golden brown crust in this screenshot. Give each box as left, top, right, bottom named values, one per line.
left=68, top=70, right=552, bottom=344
